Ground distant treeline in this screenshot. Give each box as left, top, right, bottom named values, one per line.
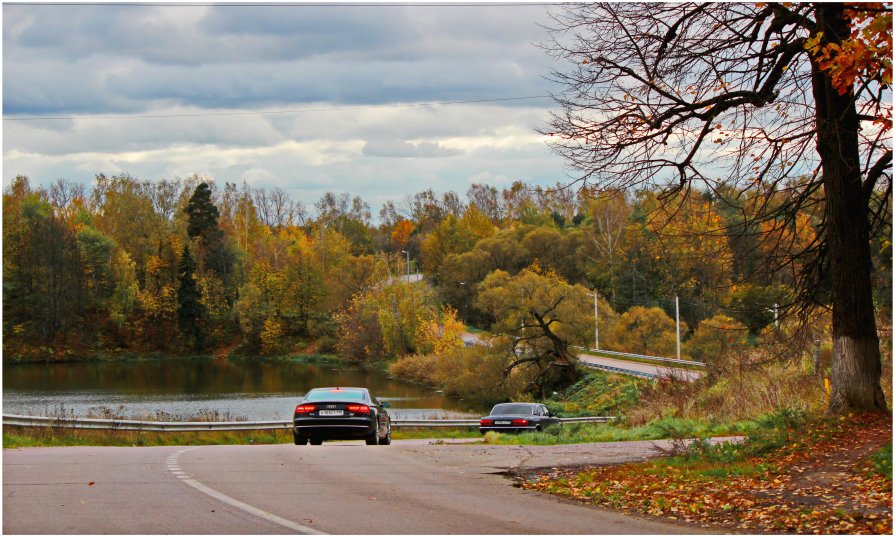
left=2, top=173, right=891, bottom=361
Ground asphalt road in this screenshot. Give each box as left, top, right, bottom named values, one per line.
left=576, top=353, right=704, bottom=381
left=4, top=439, right=718, bottom=534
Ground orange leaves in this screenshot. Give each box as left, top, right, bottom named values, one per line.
left=389, top=220, right=415, bottom=251
left=805, top=5, right=892, bottom=109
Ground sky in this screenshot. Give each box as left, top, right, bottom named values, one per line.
left=2, top=1, right=574, bottom=214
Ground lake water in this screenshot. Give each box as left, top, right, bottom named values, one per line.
left=2, top=357, right=481, bottom=421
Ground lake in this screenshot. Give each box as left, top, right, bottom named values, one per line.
left=2, top=356, right=481, bottom=421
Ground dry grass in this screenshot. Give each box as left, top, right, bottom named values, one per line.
left=626, top=364, right=828, bottom=426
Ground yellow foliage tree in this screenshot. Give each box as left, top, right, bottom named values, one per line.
left=260, top=317, right=283, bottom=355
left=415, top=306, right=465, bottom=355
left=610, top=306, right=684, bottom=357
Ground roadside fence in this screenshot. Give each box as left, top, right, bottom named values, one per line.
left=3, top=414, right=615, bottom=433
left=575, top=347, right=706, bottom=368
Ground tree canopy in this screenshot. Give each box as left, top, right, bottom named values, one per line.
left=540, top=2, right=891, bottom=413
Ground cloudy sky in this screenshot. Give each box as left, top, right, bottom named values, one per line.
left=3, top=2, right=574, bottom=213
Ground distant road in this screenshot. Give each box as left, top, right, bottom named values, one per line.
left=462, top=332, right=702, bottom=381
left=4, top=440, right=715, bottom=534
left=577, top=353, right=704, bottom=381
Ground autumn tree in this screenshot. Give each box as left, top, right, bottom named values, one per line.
left=466, top=183, right=503, bottom=224
left=476, top=266, right=592, bottom=397
left=90, top=174, right=158, bottom=286
left=3, top=177, right=84, bottom=344
left=388, top=220, right=415, bottom=254
left=335, top=260, right=440, bottom=361
left=542, top=2, right=891, bottom=413
left=579, top=189, right=632, bottom=304
left=610, top=306, right=683, bottom=358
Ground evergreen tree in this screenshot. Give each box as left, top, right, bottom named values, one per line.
left=177, top=245, right=205, bottom=350
left=184, top=182, right=236, bottom=305
left=185, top=183, right=221, bottom=243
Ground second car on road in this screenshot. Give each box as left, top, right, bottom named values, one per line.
left=479, top=402, right=560, bottom=434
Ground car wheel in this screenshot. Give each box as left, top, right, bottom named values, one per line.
left=535, top=425, right=542, bottom=432
left=309, top=438, right=323, bottom=445
left=365, top=432, right=379, bottom=445
left=293, top=433, right=308, bottom=445
left=379, top=431, right=391, bottom=445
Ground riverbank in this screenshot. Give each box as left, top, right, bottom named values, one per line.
left=1, top=338, right=342, bottom=364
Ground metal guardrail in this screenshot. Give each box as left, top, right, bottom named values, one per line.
left=580, top=362, right=659, bottom=379
left=577, top=347, right=706, bottom=368
left=2, top=414, right=615, bottom=432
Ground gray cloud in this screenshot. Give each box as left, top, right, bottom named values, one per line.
left=362, top=139, right=463, bottom=159
left=3, top=3, right=572, bottom=211
left=4, top=4, right=559, bottom=115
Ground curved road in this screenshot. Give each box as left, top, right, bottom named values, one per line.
left=577, top=354, right=704, bottom=381
left=4, top=439, right=716, bottom=534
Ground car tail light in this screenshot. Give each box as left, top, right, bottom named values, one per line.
left=512, top=419, right=529, bottom=426
left=295, top=404, right=316, bottom=414
left=480, top=419, right=493, bottom=426
left=347, top=404, right=370, bottom=414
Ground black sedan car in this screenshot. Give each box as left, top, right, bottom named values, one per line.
left=479, top=402, right=560, bottom=434
left=293, top=387, right=392, bottom=445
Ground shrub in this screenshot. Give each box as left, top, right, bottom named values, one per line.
left=610, top=306, right=684, bottom=357
left=867, top=445, right=892, bottom=480
left=389, top=343, right=537, bottom=407
left=685, top=314, right=750, bottom=381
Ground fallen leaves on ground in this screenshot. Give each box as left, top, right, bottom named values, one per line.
left=522, top=413, right=892, bottom=534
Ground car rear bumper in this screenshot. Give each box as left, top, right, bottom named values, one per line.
left=479, top=426, right=538, bottom=434
left=294, top=417, right=376, bottom=439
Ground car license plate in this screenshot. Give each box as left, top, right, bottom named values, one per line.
left=494, top=420, right=511, bottom=425
left=318, top=410, right=344, bottom=416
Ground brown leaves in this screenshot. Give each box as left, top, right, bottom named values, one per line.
left=522, top=413, right=892, bottom=534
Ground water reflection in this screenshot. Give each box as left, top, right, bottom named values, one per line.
left=3, top=357, right=482, bottom=420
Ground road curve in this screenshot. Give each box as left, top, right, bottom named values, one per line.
left=577, top=353, right=704, bottom=381
left=4, top=439, right=717, bottom=534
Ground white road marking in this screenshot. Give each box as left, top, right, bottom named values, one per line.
left=167, top=447, right=326, bottom=535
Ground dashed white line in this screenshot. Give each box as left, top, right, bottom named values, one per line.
left=166, top=447, right=326, bottom=535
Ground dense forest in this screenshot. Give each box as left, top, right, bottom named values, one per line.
left=3, top=173, right=891, bottom=377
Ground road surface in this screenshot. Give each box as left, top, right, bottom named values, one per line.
left=4, top=439, right=717, bottom=534
left=577, top=353, right=704, bottom=381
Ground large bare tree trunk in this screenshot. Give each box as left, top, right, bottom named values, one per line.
left=811, top=4, right=887, bottom=414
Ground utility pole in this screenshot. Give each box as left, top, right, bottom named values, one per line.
left=675, top=295, right=681, bottom=361
left=401, top=250, right=410, bottom=279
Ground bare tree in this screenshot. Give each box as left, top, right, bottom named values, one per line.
left=542, top=2, right=891, bottom=413
left=48, top=178, right=85, bottom=219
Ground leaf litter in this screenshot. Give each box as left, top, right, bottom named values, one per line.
left=521, top=413, right=892, bottom=534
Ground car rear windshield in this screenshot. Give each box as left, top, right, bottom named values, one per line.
left=303, top=389, right=367, bottom=402
left=491, top=404, right=534, bottom=415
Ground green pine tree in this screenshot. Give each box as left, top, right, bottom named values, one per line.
left=177, top=244, right=205, bottom=350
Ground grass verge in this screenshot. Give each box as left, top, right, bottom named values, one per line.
left=481, top=416, right=748, bottom=446
left=2, top=426, right=483, bottom=448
